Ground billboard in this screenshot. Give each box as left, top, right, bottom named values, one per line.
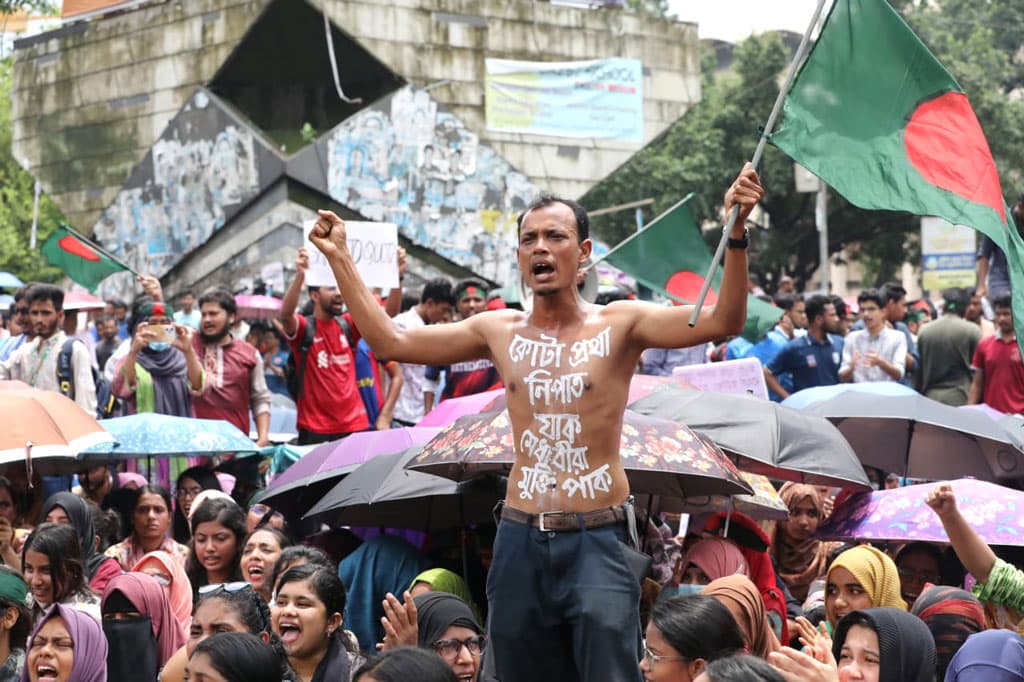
left=921, top=216, right=977, bottom=291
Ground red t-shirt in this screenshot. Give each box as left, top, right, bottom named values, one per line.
left=973, top=335, right=1024, bottom=414
left=287, top=314, right=369, bottom=435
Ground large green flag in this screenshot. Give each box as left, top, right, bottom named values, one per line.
left=602, top=194, right=782, bottom=341
left=770, top=0, right=1024, bottom=347
left=40, top=226, right=131, bottom=292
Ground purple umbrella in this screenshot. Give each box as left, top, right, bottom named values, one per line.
left=416, top=389, right=505, bottom=427
left=817, top=478, right=1024, bottom=546
left=256, top=427, right=440, bottom=517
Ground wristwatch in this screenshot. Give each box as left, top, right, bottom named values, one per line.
left=727, top=227, right=749, bottom=250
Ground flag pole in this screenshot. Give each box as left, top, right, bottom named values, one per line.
left=60, top=223, right=138, bottom=276
left=587, top=193, right=697, bottom=270
left=687, top=0, right=831, bottom=328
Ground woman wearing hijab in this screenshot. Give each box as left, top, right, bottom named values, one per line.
left=22, top=603, right=107, bottom=682
left=830, top=608, right=935, bottom=682
left=102, top=572, right=185, bottom=669
left=413, top=593, right=486, bottom=682
left=338, top=535, right=429, bottom=652
left=945, top=630, right=1024, bottom=681
left=911, top=585, right=986, bottom=680
left=825, top=546, right=905, bottom=632
left=132, top=550, right=193, bottom=627
left=0, top=567, right=30, bottom=681
left=670, top=537, right=749, bottom=592
left=41, top=493, right=121, bottom=594
left=771, top=483, right=839, bottom=604
left=409, top=569, right=483, bottom=626
left=702, top=575, right=780, bottom=659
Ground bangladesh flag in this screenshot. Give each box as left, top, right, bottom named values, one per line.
left=602, top=194, right=782, bottom=342
left=770, top=0, right=1024, bottom=348
left=41, top=226, right=130, bottom=292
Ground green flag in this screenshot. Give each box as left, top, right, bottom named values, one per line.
left=602, top=194, right=782, bottom=341
left=770, top=0, right=1024, bottom=346
left=40, top=226, right=130, bottom=291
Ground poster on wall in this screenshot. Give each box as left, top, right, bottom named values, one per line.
left=485, top=57, right=644, bottom=141
left=920, top=216, right=976, bottom=291
left=303, top=221, right=400, bottom=290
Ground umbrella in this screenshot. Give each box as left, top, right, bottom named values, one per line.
left=235, top=294, right=282, bottom=320
left=0, top=272, right=23, bottom=289
left=303, top=447, right=501, bottom=530
left=797, top=391, right=1024, bottom=481
left=650, top=469, right=790, bottom=520
left=80, top=413, right=257, bottom=460
left=0, top=295, right=12, bottom=310
left=416, top=389, right=505, bottom=428
left=0, top=388, right=114, bottom=473
left=629, top=385, right=871, bottom=489
left=817, top=479, right=1024, bottom=546
left=255, top=427, right=441, bottom=517
left=62, top=291, right=106, bottom=311
left=407, top=409, right=753, bottom=499
left=959, top=403, right=1005, bottom=421
left=781, top=381, right=917, bottom=410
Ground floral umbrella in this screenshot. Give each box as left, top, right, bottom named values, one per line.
left=817, top=478, right=1024, bottom=546
left=407, top=409, right=753, bottom=499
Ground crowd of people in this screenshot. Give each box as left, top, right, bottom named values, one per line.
left=0, top=163, right=1018, bottom=681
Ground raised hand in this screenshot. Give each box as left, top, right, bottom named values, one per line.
left=172, top=323, right=195, bottom=353
left=295, top=247, right=310, bottom=275
left=378, top=591, right=418, bottom=651
left=397, top=246, right=408, bottom=278
left=725, top=162, right=765, bottom=225
left=309, top=210, right=348, bottom=259
left=925, top=483, right=957, bottom=520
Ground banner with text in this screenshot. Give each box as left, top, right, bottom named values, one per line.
left=304, top=221, right=400, bottom=290
left=921, top=217, right=976, bottom=291
left=485, top=57, right=644, bottom=141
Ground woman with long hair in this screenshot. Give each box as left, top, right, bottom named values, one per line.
left=105, top=485, right=189, bottom=570
left=172, top=466, right=221, bottom=544
left=21, top=524, right=100, bottom=622
left=187, top=632, right=283, bottom=682
left=185, top=498, right=246, bottom=594
left=40, top=493, right=121, bottom=594
left=241, top=527, right=292, bottom=603
left=639, top=594, right=746, bottom=682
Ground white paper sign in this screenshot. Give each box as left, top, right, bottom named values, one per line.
left=303, top=220, right=400, bottom=289
left=672, top=357, right=769, bottom=400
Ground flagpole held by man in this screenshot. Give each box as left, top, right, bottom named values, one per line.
left=306, top=164, right=762, bottom=680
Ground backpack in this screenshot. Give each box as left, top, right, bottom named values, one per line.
left=57, top=338, right=118, bottom=419
left=284, top=315, right=354, bottom=400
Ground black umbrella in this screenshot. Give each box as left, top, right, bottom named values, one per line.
left=628, top=385, right=871, bottom=489
left=799, top=392, right=1024, bottom=481
left=303, top=447, right=501, bottom=531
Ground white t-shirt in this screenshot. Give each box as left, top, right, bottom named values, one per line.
left=840, top=327, right=907, bottom=382
left=391, top=308, right=429, bottom=423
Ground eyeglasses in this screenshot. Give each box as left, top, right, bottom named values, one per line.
left=643, top=644, right=687, bottom=667
left=250, top=504, right=285, bottom=529
left=432, top=635, right=486, bottom=662
left=198, top=582, right=251, bottom=596
left=14, top=307, right=29, bottom=316
left=177, top=486, right=203, bottom=499
left=199, top=582, right=271, bottom=632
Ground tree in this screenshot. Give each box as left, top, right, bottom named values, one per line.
left=623, top=0, right=673, bottom=19
left=0, top=57, right=64, bottom=284
left=583, top=2, right=1024, bottom=293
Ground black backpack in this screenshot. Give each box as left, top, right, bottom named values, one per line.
left=284, top=315, right=354, bottom=400
left=57, top=338, right=118, bottom=419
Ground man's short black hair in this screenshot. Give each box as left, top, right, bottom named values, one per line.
left=805, top=294, right=832, bottom=325
left=941, top=288, right=968, bottom=316
left=993, top=292, right=1012, bottom=310
left=106, top=298, right=127, bottom=310
left=13, top=284, right=35, bottom=303
left=829, top=294, right=847, bottom=319
left=180, top=290, right=195, bottom=298
left=881, top=281, right=907, bottom=305
left=198, top=288, right=237, bottom=316
left=517, top=195, right=590, bottom=242
left=421, top=278, right=454, bottom=306
left=772, top=292, right=800, bottom=312
left=857, top=288, right=885, bottom=308
left=26, top=283, right=63, bottom=312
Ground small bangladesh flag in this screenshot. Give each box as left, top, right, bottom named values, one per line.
left=770, top=0, right=1024, bottom=349
left=41, top=226, right=130, bottom=292
left=602, top=194, right=783, bottom=342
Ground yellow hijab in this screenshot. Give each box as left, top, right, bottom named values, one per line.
left=828, top=545, right=906, bottom=611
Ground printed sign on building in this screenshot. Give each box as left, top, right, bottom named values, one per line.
left=485, top=57, right=644, bottom=141
left=921, top=216, right=976, bottom=291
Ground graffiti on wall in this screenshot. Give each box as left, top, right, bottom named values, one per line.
left=323, top=86, right=538, bottom=285
left=93, top=90, right=277, bottom=295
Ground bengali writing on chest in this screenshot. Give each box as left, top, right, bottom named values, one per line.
left=508, top=327, right=614, bottom=501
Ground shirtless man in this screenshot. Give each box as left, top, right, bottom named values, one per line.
left=308, top=163, right=763, bottom=681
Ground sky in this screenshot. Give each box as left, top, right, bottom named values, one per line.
left=667, top=0, right=826, bottom=42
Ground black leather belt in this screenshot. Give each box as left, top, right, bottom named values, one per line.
left=500, top=504, right=628, bottom=532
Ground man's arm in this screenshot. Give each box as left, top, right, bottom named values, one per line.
left=250, top=351, right=272, bottom=446
left=383, top=248, right=407, bottom=319
left=926, top=483, right=997, bottom=583
left=72, top=342, right=97, bottom=415
left=309, top=212, right=491, bottom=366
left=968, top=367, right=984, bottom=405
left=377, top=360, right=403, bottom=430
left=838, top=338, right=855, bottom=382
left=762, top=368, right=790, bottom=401
left=976, top=252, right=990, bottom=299
left=630, top=164, right=763, bottom=349
left=279, top=249, right=309, bottom=338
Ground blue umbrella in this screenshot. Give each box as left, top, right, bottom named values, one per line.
left=80, top=413, right=257, bottom=459
left=781, top=381, right=917, bottom=410
left=0, top=273, right=23, bottom=289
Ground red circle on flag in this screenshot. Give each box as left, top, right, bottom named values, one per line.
left=666, top=271, right=717, bottom=306
left=904, top=91, right=1006, bottom=221
left=58, top=235, right=101, bottom=262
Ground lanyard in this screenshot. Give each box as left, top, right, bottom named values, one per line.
left=28, top=337, right=57, bottom=386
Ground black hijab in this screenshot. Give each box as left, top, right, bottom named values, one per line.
left=832, top=608, right=936, bottom=682
left=414, top=592, right=483, bottom=648
left=41, top=492, right=106, bottom=581
left=103, top=616, right=158, bottom=682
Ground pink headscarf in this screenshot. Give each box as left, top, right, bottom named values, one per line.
left=680, top=537, right=750, bottom=582
left=102, top=572, right=185, bottom=665
left=132, top=550, right=193, bottom=628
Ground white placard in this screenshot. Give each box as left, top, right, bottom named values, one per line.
left=672, top=357, right=769, bottom=400
left=303, top=220, right=400, bottom=290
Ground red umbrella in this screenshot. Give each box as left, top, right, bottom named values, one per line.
left=62, top=290, right=106, bottom=311
left=235, top=295, right=282, bottom=320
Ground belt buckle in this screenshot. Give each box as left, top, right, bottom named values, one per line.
left=537, top=511, right=564, bottom=533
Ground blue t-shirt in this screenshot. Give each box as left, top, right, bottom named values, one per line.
left=725, top=336, right=753, bottom=360
left=767, top=333, right=844, bottom=393
left=744, top=328, right=792, bottom=401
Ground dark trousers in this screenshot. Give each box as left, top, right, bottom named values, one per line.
left=486, top=517, right=643, bottom=682
left=296, top=430, right=352, bottom=446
